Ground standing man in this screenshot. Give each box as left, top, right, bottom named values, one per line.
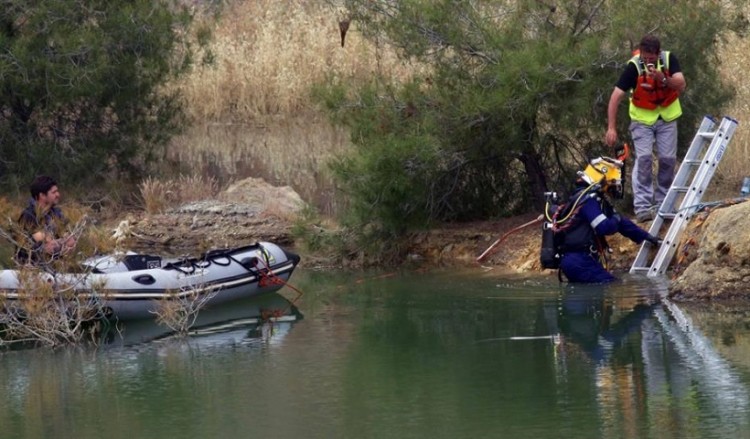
left=605, top=35, right=687, bottom=222
left=15, top=175, right=77, bottom=264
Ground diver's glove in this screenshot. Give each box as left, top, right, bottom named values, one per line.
left=646, top=234, right=663, bottom=246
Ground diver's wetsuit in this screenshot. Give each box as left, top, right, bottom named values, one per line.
left=559, top=189, right=650, bottom=283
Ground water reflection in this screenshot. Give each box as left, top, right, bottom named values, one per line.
left=0, top=292, right=302, bottom=439
left=649, top=300, right=749, bottom=425
left=0, top=270, right=749, bottom=439
left=102, top=292, right=300, bottom=347
left=549, top=280, right=750, bottom=438
left=554, top=284, right=658, bottom=365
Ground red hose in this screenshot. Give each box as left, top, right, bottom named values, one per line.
left=476, top=214, right=544, bottom=263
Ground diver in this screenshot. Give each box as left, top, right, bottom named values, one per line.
left=555, top=287, right=657, bottom=364
left=545, top=154, right=662, bottom=283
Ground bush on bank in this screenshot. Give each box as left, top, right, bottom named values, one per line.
left=0, top=0, right=212, bottom=198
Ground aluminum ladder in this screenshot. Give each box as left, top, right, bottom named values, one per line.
left=629, top=115, right=738, bottom=277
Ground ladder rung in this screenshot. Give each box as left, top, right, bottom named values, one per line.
left=682, top=159, right=701, bottom=165
left=658, top=212, right=676, bottom=219
left=697, top=131, right=716, bottom=139
left=631, top=267, right=650, bottom=273
left=671, top=186, right=690, bottom=192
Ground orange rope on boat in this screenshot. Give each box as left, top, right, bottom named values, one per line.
left=254, top=257, right=304, bottom=320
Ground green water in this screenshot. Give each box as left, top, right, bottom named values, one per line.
left=0, top=269, right=749, bottom=439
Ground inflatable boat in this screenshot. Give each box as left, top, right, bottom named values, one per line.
left=0, top=242, right=300, bottom=321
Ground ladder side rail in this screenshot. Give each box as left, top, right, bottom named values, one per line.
left=660, top=116, right=717, bottom=215
left=629, top=116, right=716, bottom=274
left=647, top=117, right=738, bottom=276
left=649, top=118, right=736, bottom=276
left=630, top=215, right=666, bottom=272
left=648, top=209, right=696, bottom=276
left=680, top=116, right=718, bottom=163
left=673, top=117, right=737, bottom=220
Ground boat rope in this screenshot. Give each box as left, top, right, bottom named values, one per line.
left=163, top=242, right=284, bottom=270
left=252, top=253, right=304, bottom=320
left=163, top=248, right=244, bottom=273
left=161, top=244, right=304, bottom=322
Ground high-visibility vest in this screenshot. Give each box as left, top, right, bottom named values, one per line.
left=628, top=51, right=682, bottom=125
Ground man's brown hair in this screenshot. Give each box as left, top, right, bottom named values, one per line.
left=639, top=35, right=661, bottom=54
left=29, top=175, right=57, bottom=200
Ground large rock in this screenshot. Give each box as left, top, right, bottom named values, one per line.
left=121, top=177, right=306, bottom=254
left=218, top=177, right=306, bottom=219
left=670, top=200, right=750, bottom=300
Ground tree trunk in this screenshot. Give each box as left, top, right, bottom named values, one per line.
left=518, top=119, right=548, bottom=211
left=518, top=150, right=548, bottom=210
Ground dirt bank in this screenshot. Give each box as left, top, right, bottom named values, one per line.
left=118, top=205, right=643, bottom=278
left=111, top=177, right=652, bottom=273
left=404, top=214, right=642, bottom=275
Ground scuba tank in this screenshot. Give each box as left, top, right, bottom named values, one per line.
left=540, top=192, right=563, bottom=269
left=539, top=183, right=599, bottom=270
left=540, top=185, right=616, bottom=273
left=540, top=219, right=561, bottom=269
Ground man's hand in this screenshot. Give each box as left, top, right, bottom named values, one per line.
left=42, top=235, right=76, bottom=255
left=62, top=236, right=76, bottom=254
left=606, top=87, right=627, bottom=147
left=646, top=235, right=663, bottom=247
left=42, top=239, right=60, bottom=255
left=605, top=127, right=618, bottom=147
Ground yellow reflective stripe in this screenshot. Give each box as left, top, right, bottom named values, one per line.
left=629, top=98, right=682, bottom=125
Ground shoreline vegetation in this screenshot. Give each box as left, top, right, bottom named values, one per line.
left=163, top=1, right=750, bottom=274
left=2, top=1, right=750, bottom=346
left=4, top=1, right=750, bottom=259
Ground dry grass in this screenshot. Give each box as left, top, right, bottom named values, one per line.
left=168, top=0, right=425, bottom=215
left=0, top=266, right=109, bottom=347
left=153, top=286, right=220, bottom=336
left=177, top=1, right=416, bottom=121
left=713, top=29, right=750, bottom=198
left=0, top=198, right=120, bottom=270
left=139, top=175, right=219, bottom=214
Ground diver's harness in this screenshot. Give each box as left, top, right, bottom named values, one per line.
left=541, top=183, right=614, bottom=281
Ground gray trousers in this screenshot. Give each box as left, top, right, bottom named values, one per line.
left=629, top=119, right=678, bottom=214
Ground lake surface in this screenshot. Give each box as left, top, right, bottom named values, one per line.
left=1, top=268, right=749, bottom=439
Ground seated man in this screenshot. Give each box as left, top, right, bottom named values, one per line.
left=553, top=156, right=661, bottom=283
left=15, top=175, right=77, bottom=264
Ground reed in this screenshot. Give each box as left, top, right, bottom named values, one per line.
left=713, top=31, right=750, bottom=198
left=139, top=175, right=220, bottom=214
left=168, top=0, right=423, bottom=214
left=177, top=1, right=415, bottom=121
